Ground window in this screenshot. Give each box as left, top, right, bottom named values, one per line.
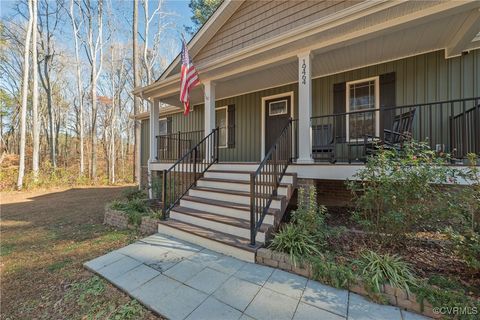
left=269, top=100, right=288, bottom=116
left=216, top=107, right=227, bottom=148
left=346, top=77, right=379, bottom=141
left=159, top=118, right=168, bottom=136
left=158, top=118, right=168, bottom=151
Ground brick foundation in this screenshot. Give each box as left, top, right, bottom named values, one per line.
left=256, top=248, right=440, bottom=319
left=296, top=179, right=354, bottom=207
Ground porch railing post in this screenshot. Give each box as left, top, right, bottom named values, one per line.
left=161, top=169, right=168, bottom=220
left=273, top=145, right=278, bottom=196
left=249, top=172, right=256, bottom=246
left=193, top=146, right=197, bottom=180
left=177, top=131, right=181, bottom=159
left=216, top=128, right=220, bottom=162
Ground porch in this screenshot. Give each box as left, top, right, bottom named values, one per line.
left=152, top=97, right=480, bottom=166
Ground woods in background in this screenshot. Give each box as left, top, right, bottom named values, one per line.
left=0, top=0, right=191, bottom=190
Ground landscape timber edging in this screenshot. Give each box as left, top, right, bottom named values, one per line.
left=256, top=248, right=440, bottom=319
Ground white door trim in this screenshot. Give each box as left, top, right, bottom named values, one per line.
left=260, top=91, right=295, bottom=160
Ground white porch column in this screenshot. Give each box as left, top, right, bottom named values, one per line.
left=204, top=80, right=216, bottom=136
left=297, top=51, right=313, bottom=163
left=148, top=99, right=160, bottom=198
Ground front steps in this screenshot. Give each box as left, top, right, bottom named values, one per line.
left=157, top=163, right=297, bottom=262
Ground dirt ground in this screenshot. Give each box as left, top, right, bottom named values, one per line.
left=0, top=186, right=161, bottom=320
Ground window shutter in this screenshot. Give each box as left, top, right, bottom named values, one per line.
left=227, top=104, right=235, bottom=148
left=333, top=82, right=346, bottom=141
left=166, top=116, right=172, bottom=134
left=379, top=72, right=396, bottom=136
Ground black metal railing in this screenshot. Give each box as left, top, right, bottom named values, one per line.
left=156, top=130, right=204, bottom=162
left=250, top=119, right=292, bottom=246
left=310, top=97, right=479, bottom=163
left=161, top=128, right=219, bottom=217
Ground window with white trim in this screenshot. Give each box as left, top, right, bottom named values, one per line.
left=159, top=118, right=168, bottom=136
left=346, top=77, right=379, bottom=141
left=215, top=107, right=227, bottom=148
left=268, top=100, right=288, bottom=116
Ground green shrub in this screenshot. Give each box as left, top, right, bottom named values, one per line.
left=354, top=250, right=417, bottom=294
left=269, top=224, right=320, bottom=266
left=121, top=187, right=147, bottom=201
left=110, top=198, right=151, bottom=226
left=446, top=228, right=480, bottom=270
left=414, top=281, right=480, bottom=320
left=292, top=186, right=328, bottom=241
left=347, top=140, right=462, bottom=242
left=308, top=254, right=355, bottom=289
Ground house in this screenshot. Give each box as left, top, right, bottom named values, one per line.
left=133, top=0, right=480, bottom=262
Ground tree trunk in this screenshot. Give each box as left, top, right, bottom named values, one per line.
left=32, top=0, right=40, bottom=179
left=133, top=0, right=140, bottom=183
left=17, top=0, right=33, bottom=190
left=91, top=62, right=97, bottom=179
left=69, top=0, right=85, bottom=175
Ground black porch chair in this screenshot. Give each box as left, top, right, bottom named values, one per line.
left=365, top=108, right=416, bottom=155
left=312, top=124, right=335, bottom=162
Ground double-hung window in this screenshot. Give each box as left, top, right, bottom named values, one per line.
left=159, top=118, right=168, bottom=136
left=346, top=77, right=379, bottom=141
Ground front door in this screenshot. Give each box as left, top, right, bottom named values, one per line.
left=265, top=95, right=291, bottom=152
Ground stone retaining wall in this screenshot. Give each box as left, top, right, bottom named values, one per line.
left=104, top=205, right=160, bottom=235
left=104, top=205, right=129, bottom=229
left=256, top=248, right=438, bottom=319
left=140, top=216, right=161, bottom=235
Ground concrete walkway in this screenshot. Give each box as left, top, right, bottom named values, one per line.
left=85, top=234, right=429, bottom=320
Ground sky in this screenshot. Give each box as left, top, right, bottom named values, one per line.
left=0, top=0, right=196, bottom=86
left=0, top=0, right=196, bottom=54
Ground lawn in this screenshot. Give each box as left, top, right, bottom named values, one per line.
left=0, top=186, right=161, bottom=319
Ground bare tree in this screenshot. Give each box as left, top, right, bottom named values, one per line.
left=37, top=0, right=62, bottom=169
left=32, top=0, right=40, bottom=178
left=17, top=0, right=33, bottom=190
left=141, top=0, right=167, bottom=85
left=68, top=0, right=85, bottom=175
left=133, top=0, right=140, bottom=183
left=80, top=0, right=104, bottom=179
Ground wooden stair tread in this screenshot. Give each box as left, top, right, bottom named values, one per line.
left=171, top=206, right=271, bottom=232
left=160, top=219, right=262, bottom=252
left=181, top=195, right=279, bottom=215
left=199, top=177, right=290, bottom=187
left=191, top=186, right=285, bottom=200
left=208, top=170, right=295, bottom=176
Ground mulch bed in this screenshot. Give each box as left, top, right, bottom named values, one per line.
left=325, top=207, right=480, bottom=298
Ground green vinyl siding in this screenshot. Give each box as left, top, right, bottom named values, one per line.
left=168, top=106, right=204, bottom=133
left=140, top=119, right=150, bottom=166
left=311, top=49, right=479, bottom=159
left=139, top=49, right=479, bottom=163
left=165, top=83, right=298, bottom=162
left=312, top=49, right=480, bottom=116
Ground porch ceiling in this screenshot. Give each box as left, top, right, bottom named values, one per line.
left=157, top=2, right=479, bottom=109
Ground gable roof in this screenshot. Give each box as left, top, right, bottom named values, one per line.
left=158, top=0, right=244, bottom=81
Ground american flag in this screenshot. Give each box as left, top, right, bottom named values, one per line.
left=179, top=38, right=199, bottom=116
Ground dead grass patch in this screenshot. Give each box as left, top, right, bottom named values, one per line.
left=0, top=186, right=161, bottom=319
